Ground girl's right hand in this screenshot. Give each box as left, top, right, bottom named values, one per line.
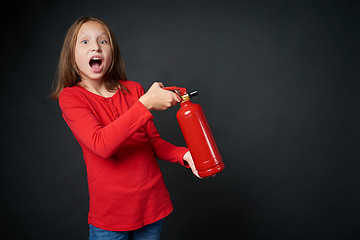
left=139, top=82, right=181, bottom=111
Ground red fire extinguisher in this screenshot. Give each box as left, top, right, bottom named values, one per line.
left=163, top=86, right=225, bottom=178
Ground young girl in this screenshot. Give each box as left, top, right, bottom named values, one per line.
left=51, top=16, right=199, bottom=240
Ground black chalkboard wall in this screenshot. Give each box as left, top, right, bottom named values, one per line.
left=1, top=0, right=359, bottom=239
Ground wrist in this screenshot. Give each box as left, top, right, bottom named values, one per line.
left=139, top=95, right=153, bottom=110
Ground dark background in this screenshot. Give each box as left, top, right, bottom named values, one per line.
left=1, top=0, right=359, bottom=239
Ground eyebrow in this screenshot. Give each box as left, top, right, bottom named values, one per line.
left=78, top=31, right=109, bottom=39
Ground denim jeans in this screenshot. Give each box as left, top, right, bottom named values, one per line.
left=89, top=219, right=164, bottom=240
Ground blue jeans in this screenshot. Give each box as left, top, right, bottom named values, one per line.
left=89, top=219, right=164, bottom=240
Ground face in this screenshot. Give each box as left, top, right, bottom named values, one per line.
left=74, top=21, right=113, bottom=82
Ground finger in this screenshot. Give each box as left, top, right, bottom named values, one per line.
left=174, top=94, right=181, bottom=102
left=172, top=95, right=180, bottom=105
left=168, top=92, right=180, bottom=103
left=158, top=82, right=164, bottom=88
left=194, top=170, right=202, bottom=179
left=188, top=162, right=202, bottom=179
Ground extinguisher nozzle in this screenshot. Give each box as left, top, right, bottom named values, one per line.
left=189, top=90, right=198, bottom=98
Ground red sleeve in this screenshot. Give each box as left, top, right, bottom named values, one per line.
left=59, top=89, right=153, bottom=158
left=145, top=120, right=189, bottom=167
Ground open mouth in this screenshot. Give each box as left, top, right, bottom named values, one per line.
left=89, top=56, right=103, bottom=73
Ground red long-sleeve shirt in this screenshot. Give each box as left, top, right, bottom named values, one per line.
left=59, top=80, right=188, bottom=231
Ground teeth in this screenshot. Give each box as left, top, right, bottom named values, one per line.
left=91, top=57, right=101, bottom=60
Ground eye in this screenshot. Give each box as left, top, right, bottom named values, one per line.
left=100, top=40, right=108, bottom=44
left=81, top=40, right=89, bottom=44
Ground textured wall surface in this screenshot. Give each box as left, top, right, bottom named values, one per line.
left=1, top=0, right=359, bottom=239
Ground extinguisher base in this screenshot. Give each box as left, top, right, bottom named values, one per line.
left=198, top=162, right=225, bottom=178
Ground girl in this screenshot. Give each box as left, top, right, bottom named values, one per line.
left=51, top=16, right=199, bottom=240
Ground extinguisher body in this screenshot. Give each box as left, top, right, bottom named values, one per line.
left=176, top=100, right=225, bottom=178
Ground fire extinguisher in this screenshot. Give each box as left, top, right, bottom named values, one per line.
left=163, top=86, right=225, bottom=178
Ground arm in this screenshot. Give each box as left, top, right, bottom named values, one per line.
left=138, top=83, right=188, bottom=165
left=146, top=121, right=201, bottom=178
left=141, top=83, right=202, bottom=177
left=145, top=120, right=189, bottom=166
left=59, top=89, right=153, bottom=158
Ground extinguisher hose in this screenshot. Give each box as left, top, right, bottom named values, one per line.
left=189, top=90, right=198, bottom=98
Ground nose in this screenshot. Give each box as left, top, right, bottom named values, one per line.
left=91, top=42, right=102, bottom=52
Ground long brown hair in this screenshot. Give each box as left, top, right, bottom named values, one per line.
left=50, top=16, right=127, bottom=100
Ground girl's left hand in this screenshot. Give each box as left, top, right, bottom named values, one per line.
left=183, top=151, right=202, bottom=179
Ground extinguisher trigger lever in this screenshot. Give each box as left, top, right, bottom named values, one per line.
left=174, top=89, right=181, bottom=98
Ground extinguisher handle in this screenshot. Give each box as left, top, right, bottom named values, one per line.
left=163, top=86, right=181, bottom=98
left=163, top=87, right=198, bottom=100
left=162, top=86, right=177, bottom=91
left=163, top=86, right=188, bottom=96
